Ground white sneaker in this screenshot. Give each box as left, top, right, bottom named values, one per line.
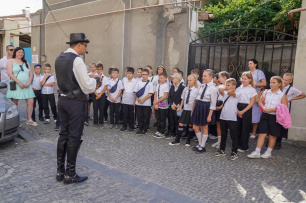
left=261, top=151, right=272, bottom=159
left=208, top=134, right=217, bottom=139
left=44, top=119, right=50, bottom=124
left=212, top=142, right=220, bottom=148
left=247, top=151, right=261, bottom=159
left=54, top=120, right=57, bottom=124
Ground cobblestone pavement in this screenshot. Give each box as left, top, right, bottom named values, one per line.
left=1, top=101, right=306, bottom=202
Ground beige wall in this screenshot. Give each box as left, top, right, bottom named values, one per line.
left=35, top=0, right=190, bottom=79
left=1, top=20, right=19, bottom=55
left=289, top=0, right=306, bottom=141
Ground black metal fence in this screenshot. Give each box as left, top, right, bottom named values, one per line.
left=188, top=26, right=297, bottom=82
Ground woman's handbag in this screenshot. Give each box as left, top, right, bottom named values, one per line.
left=10, top=70, right=21, bottom=91
left=255, top=70, right=265, bottom=102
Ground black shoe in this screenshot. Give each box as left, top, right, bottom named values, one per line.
left=128, top=128, right=134, bottom=133
left=165, top=134, right=171, bottom=139
left=136, top=130, right=143, bottom=135
left=56, top=139, right=67, bottom=182
left=192, top=145, right=200, bottom=151
left=274, top=142, right=282, bottom=150
left=115, top=124, right=119, bottom=129
left=39, top=117, right=45, bottom=121
left=192, top=136, right=198, bottom=141
left=63, top=141, right=88, bottom=184
left=153, top=122, right=158, bottom=127
left=55, top=126, right=60, bottom=131
left=120, top=126, right=127, bottom=131
left=185, top=139, right=191, bottom=147
left=195, top=147, right=206, bottom=153
left=109, top=124, right=115, bottom=129
left=84, top=121, right=89, bottom=126
left=169, top=140, right=180, bottom=146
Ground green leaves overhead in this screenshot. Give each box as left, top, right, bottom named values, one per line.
left=199, top=0, right=302, bottom=36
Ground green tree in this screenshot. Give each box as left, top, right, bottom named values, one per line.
left=199, top=0, right=302, bottom=37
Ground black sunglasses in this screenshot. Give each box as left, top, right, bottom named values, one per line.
left=9, top=49, right=14, bottom=51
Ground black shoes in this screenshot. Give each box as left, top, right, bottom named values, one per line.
left=63, top=140, right=88, bottom=184
left=195, top=147, right=206, bottom=153
left=56, top=139, right=67, bottom=182
left=274, top=142, right=282, bottom=150
left=120, top=126, right=127, bottom=131
left=55, top=125, right=60, bottom=131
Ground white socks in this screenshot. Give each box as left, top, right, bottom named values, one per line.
left=255, top=147, right=261, bottom=154
left=201, top=134, right=208, bottom=148
left=196, top=132, right=202, bottom=145
left=266, top=147, right=273, bottom=154
left=217, top=136, right=221, bottom=144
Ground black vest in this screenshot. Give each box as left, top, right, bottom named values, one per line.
left=55, top=52, right=87, bottom=101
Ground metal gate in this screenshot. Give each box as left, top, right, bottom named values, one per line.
left=188, top=26, right=297, bottom=81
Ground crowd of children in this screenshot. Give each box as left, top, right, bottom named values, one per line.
left=31, top=59, right=305, bottom=160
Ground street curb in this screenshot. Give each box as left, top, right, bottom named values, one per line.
left=18, top=129, right=204, bottom=203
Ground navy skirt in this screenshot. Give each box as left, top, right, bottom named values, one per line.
left=178, top=110, right=191, bottom=125
left=191, top=101, right=216, bottom=126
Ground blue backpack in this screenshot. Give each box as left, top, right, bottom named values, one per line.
left=136, top=81, right=150, bottom=98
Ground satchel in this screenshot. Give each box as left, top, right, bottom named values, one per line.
left=10, top=70, right=21, bottom=91
left=136, top=81, right=149, bottom=97
left=109, top=79, right=119, bottom=93
left=157, top=84, right=168, bottom=107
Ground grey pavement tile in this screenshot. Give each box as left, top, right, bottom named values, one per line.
left=13, top=101, right=306, bottom=202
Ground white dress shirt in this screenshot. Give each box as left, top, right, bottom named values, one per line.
left=264, top=89, right=284, bottom=115
left=216, top=84, right=225, bottom=101
left=40, top=74, right=55, bottom=94
left=134, top=80, right=154, bottom=107
left=107, top=78, right=123, bottom=103
left=156, top=83, right=170, bottom=109
left=236, top=85, right=257, bottom=104
left=32, top=73, right=42, bottom=90
left=64, top=48, right=96, bottom=94
left=0, top=56, right=9, bottom=85
left=196, top=81, right=218, bottom=110
left=181, top=86, right=199, bottom=111
left=95, top=74, right=109, bottom=94
left=122, top=78, right=137, bottom=105
left=283, top=85, right=302, bottom=105
left=220, top=91, right=240, bottom=121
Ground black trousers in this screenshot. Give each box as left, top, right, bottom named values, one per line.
left=137, top=105, right=151, bottom=131
left=122, top=104, right=134, bottom=128
left=41, top=93, right=57, bottom=119
left=156, top=108, right=167, bottom=134
left=32, top=90, right=44, bottom=121
left=120, top=104, right=124, bottom=121
left=93, top=94, right=106, bottom=125
left=220, top=119, right=238, bottom=153
left=58, top=97, right=86, bottom=145
left=168, top=109, right=179, bottom=135
left=237, top=103, right=253, bottom=150
left=276, top=127, right=288, bottom=144
left=109, top=102, right=120, bottom=124
left=104, top=99, right=109, bottom=121
left=56, top=94, right=61, bottom=127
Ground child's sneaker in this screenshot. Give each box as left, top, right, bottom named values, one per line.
left=228, top=152, right=238, bottom=160
left=94, top=124, right=98, bottom=129
left=247, top=151, right=261, bottom=159
left=84, top=121, right=89, bottom=126
left=153, top=131, right=161, bottom=138
left=164, top=134, right=171, bottom=139
left=185, top=140, right=191, bottom=147
left=54, top=120, right=57, bottom=124
left=44, top=119, right=50, bottom=124
left=136, top=130, right=143, bottom=135
left=169, top=140, right=180, bottom=146
left=211, top=142, right=220, bottom=148
left=128, top=128, right=134, bottom=133
left=237, top=148, right=249, bottom=153
left=261, top=151, right=272, bottom=159
left=214, top=149, right=226, bottom=156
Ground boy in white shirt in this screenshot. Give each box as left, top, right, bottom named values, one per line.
left=134, top=69, right=154, bottom=135
left=153, top=72, right=169, bottom=138
left=121, top=67, right=137, bottom=132
left=107, top=68, right=123, bottom=129
left=40, top=63, right=57, bottom=124
left=93, top=63, right=108, bottom=129
left=31, top=64, right=44, bottom=122
left=214, top=78, right=240, bottom=161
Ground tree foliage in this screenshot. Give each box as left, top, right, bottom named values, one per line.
left=199, top=0, right=302, bottom=37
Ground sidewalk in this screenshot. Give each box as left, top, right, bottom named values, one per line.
left=4, top=100, right=306, bottom=202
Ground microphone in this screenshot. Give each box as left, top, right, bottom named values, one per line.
left=86, top=51, right=88, bottom=54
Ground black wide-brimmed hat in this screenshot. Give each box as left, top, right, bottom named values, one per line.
left=66, top=33, right=90, bottom=44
